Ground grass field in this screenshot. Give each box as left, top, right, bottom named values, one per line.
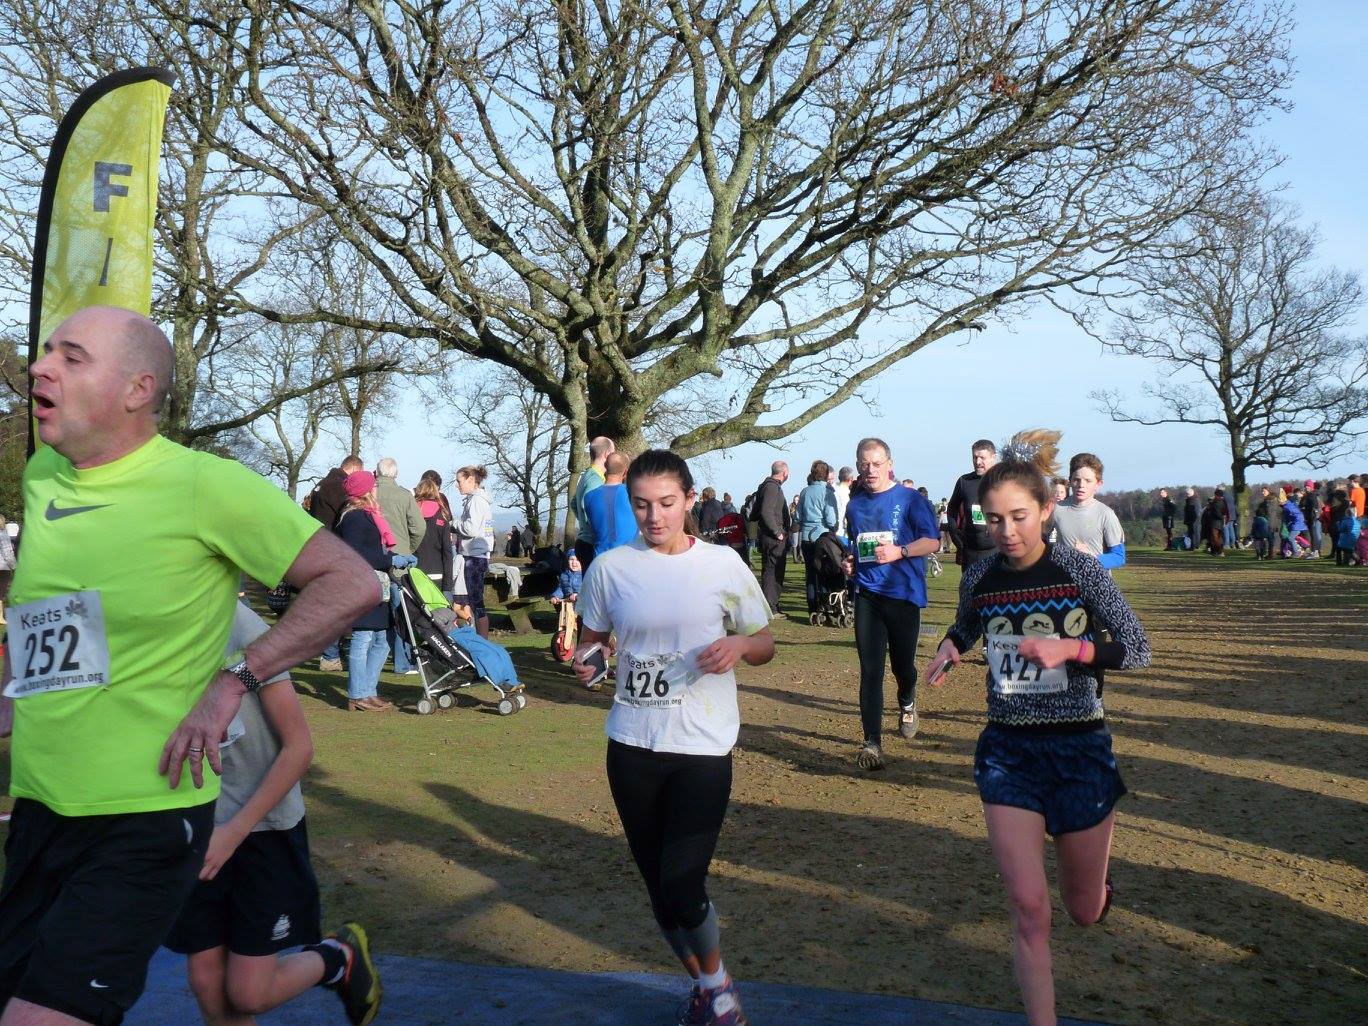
left=6, top=548, right=1367, bottom=1024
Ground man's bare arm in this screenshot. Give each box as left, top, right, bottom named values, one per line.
left=243, top=529, right=380, bottom=680
left=160, top=530, right=378, bottom=789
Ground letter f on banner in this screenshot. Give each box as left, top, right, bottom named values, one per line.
left=27, top=67, right=175, bottom=455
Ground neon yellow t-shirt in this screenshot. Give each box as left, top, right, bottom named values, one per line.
left=6, top=435, right=320, bottom=816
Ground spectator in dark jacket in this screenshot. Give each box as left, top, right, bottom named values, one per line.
left=1200, top=497, right=1226, bottom=556
left=1159, top=488, right=1176, bottom=548
left=309, top=454, right=363, bottom=531
left=1301, top=481, right=1324, bottom=557
left=1252, top=487, right=1277, bottom=559
left=312, top=454, right=363, bottom=670
left=336, top=471, right=409, bottom=711
left=752, top=461, right=791, bottom=615
left=1183, top=488, right=1200, bottom=550
left=413, top=475, right=454, bottom=596
left=695, top=487, right=725, bottom=539
left=520, top=524, right=536, bottom=555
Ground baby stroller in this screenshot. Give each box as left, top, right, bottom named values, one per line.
left=810, top=531, right=854, bottom=628
left=392, top=567, right=527, bottom=716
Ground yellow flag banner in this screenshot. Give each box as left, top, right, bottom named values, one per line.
left=27, top=67, right=174, bottom=454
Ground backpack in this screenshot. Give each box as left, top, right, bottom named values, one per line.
left=715, top=511, right=745, bottom=546
left=747, top=481, right=767, bottom=522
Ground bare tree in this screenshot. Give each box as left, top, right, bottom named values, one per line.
left=1091, top=193, right=1368, bottom=520
left=214, top=318, right=338, bottom=498
left=438, top=358, right=570, bottom=541
left=220, top=0, right=1289, bottom=504
left=0, top=1, right=388, bottom=446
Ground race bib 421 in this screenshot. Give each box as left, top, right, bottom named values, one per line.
left=986, top=634, right=1068, bottom=696
left=4, top=590, right=111, bottom=698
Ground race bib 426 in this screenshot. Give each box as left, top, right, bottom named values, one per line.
left=4, top=590, right=111, bottom=698
left=615, top=652, right=697, bottom=709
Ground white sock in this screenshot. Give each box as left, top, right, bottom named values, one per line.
left=699, top=962, right=727, bottom=991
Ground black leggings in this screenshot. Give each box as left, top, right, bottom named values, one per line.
left=606, top=740, right=732, bottom=932
left=854, top=590, right=922, bottom=745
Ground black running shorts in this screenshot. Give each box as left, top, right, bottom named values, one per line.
left=164, top=818, right=322, bottom=957
left=0, top=798, right=215, bottom=1025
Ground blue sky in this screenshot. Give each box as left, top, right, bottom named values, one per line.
left=358, top=3, right=1367, bottom=520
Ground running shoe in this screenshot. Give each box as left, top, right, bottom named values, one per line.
left=677, top=984, right=709, bottom=1025
left=328, top=922, right=383, bottom=1026
left=1096, top=876, right=1114, bottom=924
left=856, top=742, right=885, bottom=771
left=898, top=707, right=919, bottom=741
left=704, top=978, right=749, bottom=1025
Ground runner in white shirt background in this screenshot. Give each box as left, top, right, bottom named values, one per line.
left=573, top=449, right=774, bottom=1026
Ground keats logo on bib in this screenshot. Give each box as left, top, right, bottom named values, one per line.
left=4, top=590, right=111, bottom=698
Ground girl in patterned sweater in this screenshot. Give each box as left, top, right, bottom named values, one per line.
left=924, top=430, right=1151, bottom=1026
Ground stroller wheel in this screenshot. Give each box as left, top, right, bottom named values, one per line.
left=436, top=692, right=455, bottom=710
left=416, top=697, right=435, bottom=716
left=497, top=697, right=515, bottom=716
left=515, top=693, right=528, bottom=710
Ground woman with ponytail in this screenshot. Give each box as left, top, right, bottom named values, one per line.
left=455, top=466, right=495, bottom=637
left=572, top=450, right=774, bottom=1026
left=924, top=430, right=1151, bottom=1026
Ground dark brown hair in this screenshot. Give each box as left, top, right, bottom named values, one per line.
left=457, top=465, right=488, bottom=486
left=808, top=459, right=832, bottom=485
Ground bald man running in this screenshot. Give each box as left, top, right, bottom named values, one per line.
left=0, top=307, right=380, bottom=1025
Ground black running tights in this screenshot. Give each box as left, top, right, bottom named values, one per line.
left=854, top=590, right=922, bottom=745
left=606, top=740, right=732, bottom=933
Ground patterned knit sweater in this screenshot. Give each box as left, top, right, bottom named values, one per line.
left=944, top=543, right=1151, bottom=732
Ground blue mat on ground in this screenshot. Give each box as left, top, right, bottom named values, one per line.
left=132, top=948, right=1110, bottom=1025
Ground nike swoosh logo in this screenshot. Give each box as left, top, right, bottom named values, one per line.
left=89, top=979, right=109, bottom=989
left=45, top=500, right=111, bottom=521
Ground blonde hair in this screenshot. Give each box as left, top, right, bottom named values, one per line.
left=981, top=429, right=1063, bottom=507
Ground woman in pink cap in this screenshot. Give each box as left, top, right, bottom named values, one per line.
left=335, top=471, right=410, bottom=710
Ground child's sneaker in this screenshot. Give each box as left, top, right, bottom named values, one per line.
left=704, top=978, right=749, bottom=1025
left=327, top=922, right=383, bottom=1025
left=677, top=984, right=709, bottom=1025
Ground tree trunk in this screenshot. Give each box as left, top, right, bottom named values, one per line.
left=546, top=419, right=563, bottom=541
left=561, top=396, right=590, bottom=547
left=1229, top=430, right=1250, bottom=531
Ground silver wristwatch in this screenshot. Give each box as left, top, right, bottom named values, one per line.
left=225, top=654, right=264, bottom=693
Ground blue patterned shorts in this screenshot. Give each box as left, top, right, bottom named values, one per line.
left=974, top=723, right=1126, bottom=836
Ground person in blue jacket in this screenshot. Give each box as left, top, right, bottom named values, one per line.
left=841, top=437, right=941, bottom=771
left=796, top=459, right=839, bottom=623
left=552, top=553, right=584, bottom=603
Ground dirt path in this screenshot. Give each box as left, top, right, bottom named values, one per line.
left=47, top=550, right=1356, bottom=1025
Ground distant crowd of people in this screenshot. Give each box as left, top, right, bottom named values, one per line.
left=1159, top=475, right=1367, bottom=563
left=304, top=457, right=496, bottom=711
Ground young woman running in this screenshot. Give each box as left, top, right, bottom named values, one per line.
left=924, top=430, right=1151, bottom=1026
left=573, top=450, right=775, bottom=1026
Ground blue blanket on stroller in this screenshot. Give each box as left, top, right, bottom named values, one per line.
left=448, top=625, right=520, bottom=686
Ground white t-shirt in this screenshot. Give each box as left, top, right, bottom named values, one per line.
left=577, top=537, right=771, bottom=756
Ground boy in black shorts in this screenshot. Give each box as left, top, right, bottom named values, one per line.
left=163, top=603, right=382, bottom=1025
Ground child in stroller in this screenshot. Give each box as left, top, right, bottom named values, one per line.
left=810, top=530, right=854, bottom=627
left=393, top=567, right=527, bottom=715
